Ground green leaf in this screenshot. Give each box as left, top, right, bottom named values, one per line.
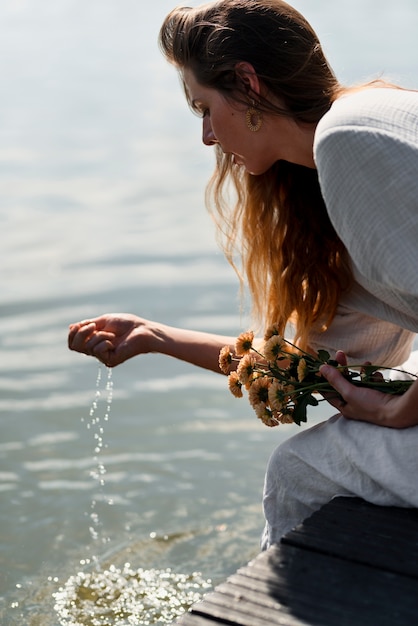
left=292, top=392, right=320, bottom=426
left=307, top=394, right=319, bottom=407
left=317, top=350, right=330, bottom=363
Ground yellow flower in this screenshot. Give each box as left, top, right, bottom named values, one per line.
left=228, top=371, right=243, bottom=398
left=263, top=335, right=285, bottom=362
left=237, top=354, right=257, bottom=385
left=297, top=357, right=308, bottom=382
left=256, top=406, right=280, bottom=428
left=248, top=377, right=271, bottom=410
left=268, top=380, right=286, bottom=412
left=278, top=409, right=295, bottom=425
left=263, top=324, right=282, bottom=341
left=235, top=331, right=254, bottom=356
left=219, top=345, right=233, bottom=374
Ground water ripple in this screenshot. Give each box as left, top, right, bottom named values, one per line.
left=24, top=448, right=221, bottom=473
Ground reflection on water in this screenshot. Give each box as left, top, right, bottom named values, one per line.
left=8, top=531, right=215, bottom=626
left=53, top=561, right=212, bottom=626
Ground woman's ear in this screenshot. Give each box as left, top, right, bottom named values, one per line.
left=234, top=61, right=261, bottom=97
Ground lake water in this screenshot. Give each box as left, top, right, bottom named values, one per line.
left=1, top=1, right=417, bottom=624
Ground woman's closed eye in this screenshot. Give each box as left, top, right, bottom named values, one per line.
left=191, top=100, right=209, bottom=118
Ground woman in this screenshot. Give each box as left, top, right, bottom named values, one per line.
left=68, top=0, right=418, bottom=548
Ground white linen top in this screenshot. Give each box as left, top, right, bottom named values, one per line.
left=262, top=88, right=418, bottom=548
left=309, top=87, right=418, bottom=367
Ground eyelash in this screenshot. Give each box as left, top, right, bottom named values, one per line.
left=192, top=105, right=209, bottom=119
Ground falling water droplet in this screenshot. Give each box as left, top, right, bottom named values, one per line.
left=82, top=366, right=114, bottom=564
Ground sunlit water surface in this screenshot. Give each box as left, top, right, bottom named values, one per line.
left=1, top=1, right=417, bottom=624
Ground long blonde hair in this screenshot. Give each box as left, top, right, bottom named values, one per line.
left=160, top=0, right=352, bottom=348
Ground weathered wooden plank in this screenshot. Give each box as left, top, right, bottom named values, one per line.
left=188, top=595, right=296, bottom=626
left=283, top=497, right=418, bottom=578
left=244, top=543, right=418, bottom=624
left=178, top=541, right=418, bottom=625
left=176, top=498, right=418, bottom=625
left=175, top=613, right=224, bottom=626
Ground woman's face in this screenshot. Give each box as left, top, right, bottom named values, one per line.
left=183, top=68, right=315, bottom=174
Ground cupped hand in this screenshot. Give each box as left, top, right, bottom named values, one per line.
left=319, top=350, right=418, bottom=429
left=68, top=314, right=153, bottom=367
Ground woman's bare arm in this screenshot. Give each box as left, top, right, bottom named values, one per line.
left=68, top=313, right=237, bottom=373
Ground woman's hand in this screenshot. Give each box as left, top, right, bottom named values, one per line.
left=319, top=350, right=418, bottom=429
left=68, top=314, right=152, bottom=367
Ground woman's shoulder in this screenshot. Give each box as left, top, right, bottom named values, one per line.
left=313, top=86, right=418, bottom=307
left=315, top=86, right=418, bottom=148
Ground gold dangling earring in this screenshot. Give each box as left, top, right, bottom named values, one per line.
left=246, top=102, right=262, bottom=132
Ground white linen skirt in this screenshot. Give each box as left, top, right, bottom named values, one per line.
left=261, top=350, right=418, bottom=550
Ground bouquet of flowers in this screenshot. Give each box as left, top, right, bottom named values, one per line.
left=218, top=324, right=416, bottom=427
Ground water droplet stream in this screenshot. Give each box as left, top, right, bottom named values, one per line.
left=84, top=366, right=114, bottom=561
left=52, top=365, right=211, bottom=625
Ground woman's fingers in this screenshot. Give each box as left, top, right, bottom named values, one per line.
left=68, top=321, right=115, bottom=357
left=360, top=361, right=384, bottom=382
left=90, top=339, right=116, bottom=366
left=335, top=350, right=347, bottom=366
left=319, top=362, right=352, bottom=408
left=84, top=331, right=116, bottom=354
left=68, top=322, right=96, bottom=351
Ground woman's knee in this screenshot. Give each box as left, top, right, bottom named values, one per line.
left=265, top=437, right=301, bottom=484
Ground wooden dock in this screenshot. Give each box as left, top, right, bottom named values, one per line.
left=176, top=497, right=418, bottom=625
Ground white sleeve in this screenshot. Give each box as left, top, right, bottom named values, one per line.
left=314, top=119, right=418, bottom=299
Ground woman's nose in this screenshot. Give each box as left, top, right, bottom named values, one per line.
left=202, top=116, right=217, bottom=146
